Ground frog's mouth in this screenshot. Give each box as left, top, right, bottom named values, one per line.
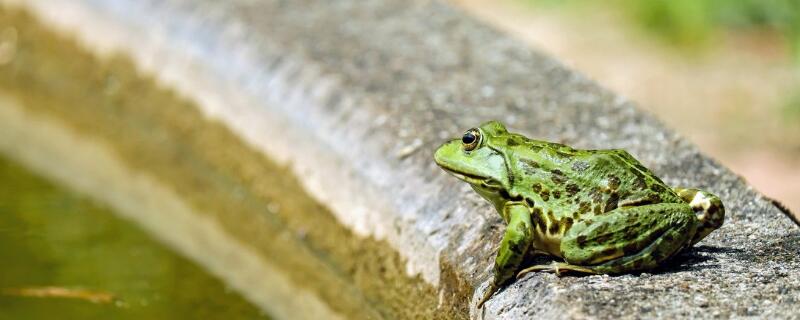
left=439, top=167, right=501, bottom=189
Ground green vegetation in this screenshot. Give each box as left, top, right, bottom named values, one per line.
left=627, top=0, right=799, bottom=56
left=782, top=92, right=800, bottom=122
left=526, top=0, right=800, bottom=61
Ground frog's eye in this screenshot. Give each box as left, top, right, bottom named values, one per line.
left=462, top=128, right=481, bottom=151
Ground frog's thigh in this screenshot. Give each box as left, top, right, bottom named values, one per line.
left=561, top=203, right=697, bottom=273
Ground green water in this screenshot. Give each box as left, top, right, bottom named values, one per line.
left=0, top=156, right=269, bottom=319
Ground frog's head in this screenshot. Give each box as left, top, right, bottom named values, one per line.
left=434, top=121, right=512, bottom=192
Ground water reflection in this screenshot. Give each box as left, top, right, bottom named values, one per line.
left=0, top=156, right=269, bottom=319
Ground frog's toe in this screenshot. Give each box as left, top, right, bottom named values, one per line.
left=516, top=264, right=551, bottom=278
left=517, top=262, right=597, bottom=279
left=476, top=283, right=498, bottom=309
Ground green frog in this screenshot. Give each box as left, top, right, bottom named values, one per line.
left=433, top=121, right=724, bottom=308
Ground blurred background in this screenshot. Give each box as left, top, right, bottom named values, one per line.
left=453, top=0, right=800, bottom=214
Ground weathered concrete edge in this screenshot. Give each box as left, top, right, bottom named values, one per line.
left=0, top=94, right=343, bottom=320
left=3, top=0, right=446, bottom=287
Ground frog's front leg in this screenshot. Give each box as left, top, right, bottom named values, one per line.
left=476, top=202, right=533, bottom=308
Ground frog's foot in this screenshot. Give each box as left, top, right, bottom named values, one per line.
left=674, top=188, right=725, bottom=245
left=516, top=262, right=598, bottom=279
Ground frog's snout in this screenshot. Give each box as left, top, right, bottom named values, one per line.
left=433, top=139, right=460, bottom=168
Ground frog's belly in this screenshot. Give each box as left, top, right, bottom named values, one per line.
left=531, top=228, right=563, bottom=258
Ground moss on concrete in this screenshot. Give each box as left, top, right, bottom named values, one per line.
left=0, top=8, right=467, bottom=319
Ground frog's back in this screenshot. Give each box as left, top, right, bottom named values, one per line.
left=578, top=148, right=683, bottom=206
left=507, top=139, right=683, bottom=217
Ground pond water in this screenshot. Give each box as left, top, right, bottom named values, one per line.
left=0, top=156, right=270, bottom=319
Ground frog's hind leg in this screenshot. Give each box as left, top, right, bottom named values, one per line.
left=674, top=188, right=725, bottom=245
left=558, top=203, right=698, bottom=274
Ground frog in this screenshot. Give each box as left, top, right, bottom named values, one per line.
left=433, top=121, right=725, bottom=308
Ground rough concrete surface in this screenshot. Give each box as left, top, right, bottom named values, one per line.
left=6, top=0, right=799, bottom=319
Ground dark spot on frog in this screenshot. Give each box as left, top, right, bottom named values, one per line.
left=632, top=170, right=648, bottom=189
left=548, top=219, right=560, bottom=235
left=583, top=218, right=594, bottom=226
left=593, top=205, right=602, bottom=215
left=593, top=233, right=613, bottom=244
left=532, top=208, right=547, bottom=230
left=623, top=229, right=639, bottom=241
left=520, top=160, right=541, bottom=176
left=532, top=183, right=542, bottom=193
left=531, top=212, right=541, bottom=230
left=552, top=190, right=562, bottom=199
left=551, top=169, right=567, bottom=185
left=507, top=138, right=520, bottom=147
left=565, top=183, right=580, bottom=196
left=604, top=192, right=619, bottom=212
left=510, top=241, right=525, bottom=254
left=576, top=235, right=588, bottom=247
left=529, top=145, right=542, bottom=153
left=651, top=184, right=665, bottom=193
left=599, top=247, right=618, bottom=258
left=541, top=190, right=550, bottom=201
left=607, top=175, right=621, bottom=190
left=623, top=241, right=639, bottom=254
left=555, top=151, right=572, bottom=159
left=571, top=161, right=589, bottom=172
left=578, top=202, right=591, bottom=215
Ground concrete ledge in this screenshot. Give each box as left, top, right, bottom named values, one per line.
left=2, top=0, right=798, bottom=319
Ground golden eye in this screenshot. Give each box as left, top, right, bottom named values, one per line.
left=462, top=128, right=481, bottom=151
